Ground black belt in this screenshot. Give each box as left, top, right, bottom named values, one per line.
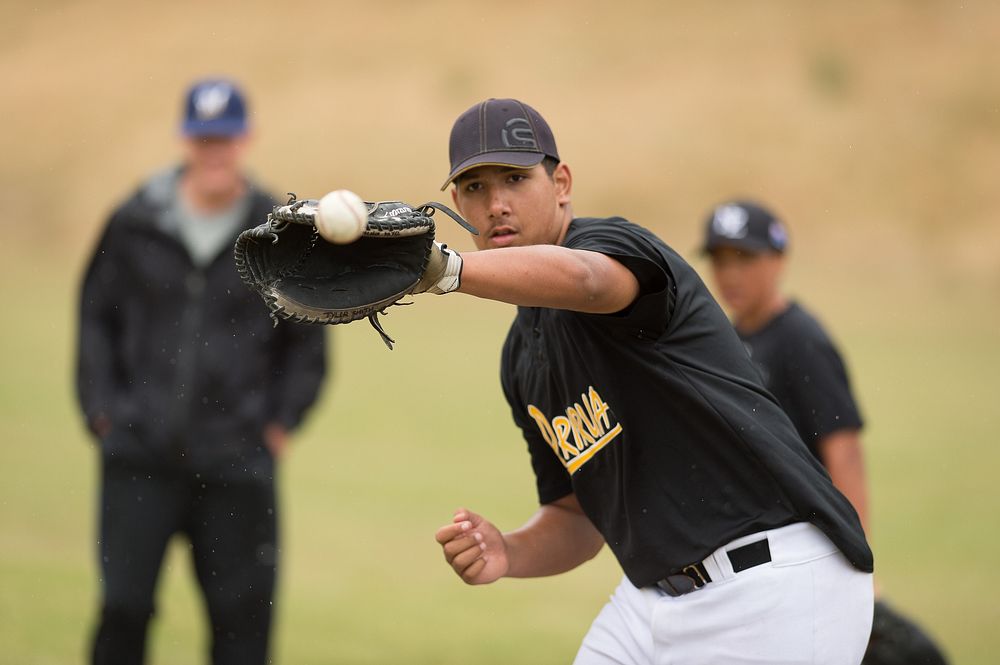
left=655, top=538, right=771, bottom=597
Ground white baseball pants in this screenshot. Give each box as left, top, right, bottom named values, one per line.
left=574, top=522, right=874, bottom=665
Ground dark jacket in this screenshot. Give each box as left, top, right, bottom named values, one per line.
left=77, top=168, right=327, bottom=478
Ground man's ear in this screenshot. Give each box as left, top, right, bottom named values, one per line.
left=553, top=163, right=572, bottom=205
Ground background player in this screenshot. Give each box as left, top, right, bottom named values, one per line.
left=700, top=199, right=948, bottom=665
left=76, top=78, right=327, bottom=664
left=426, top=98, right=874, bottom=664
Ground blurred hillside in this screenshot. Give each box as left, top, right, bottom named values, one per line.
left=2, top=0, right=998, bottom=309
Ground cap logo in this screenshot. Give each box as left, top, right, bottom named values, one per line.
left=193, top=84, right=232, bottom=120
left=712, top=205, right=750, bottom=239
left=501, top=118, right=538, bottom=150
left=769, top=221, right=788, bottom=249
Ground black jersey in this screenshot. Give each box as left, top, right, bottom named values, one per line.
left=737, top=302, right=864, bottom=460
left=499, top=217, right=872, bottom=587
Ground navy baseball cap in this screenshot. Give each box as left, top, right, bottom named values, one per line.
left=441, top=98, right=560, bottom=190
left=702, top=200, right=789, bottom=255
left=181, top=78, right=248, bottom=137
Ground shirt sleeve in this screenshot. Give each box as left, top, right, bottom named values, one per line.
left=563, top=217, right=668, bottom=294
left=778, top=333, right=864, bottom=449
left=562, top=217, right=674, bottom=334
left=76, top=216, right=125, bottom=433
left=266, top=320, right=328, bottom=431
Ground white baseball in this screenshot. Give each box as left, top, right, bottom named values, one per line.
left=316, top=189, right=368, bottom=244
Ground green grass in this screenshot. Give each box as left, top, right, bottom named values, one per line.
left=849, top=324, right=1000, bottom=661
left=1, top=250, right=997, bottom=663
left=0, top=270, right=624, bottom=664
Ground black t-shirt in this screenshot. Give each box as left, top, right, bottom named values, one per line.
left=500, top=217, right=873, bottom=587
left=738, top=302, right=864, bottom=460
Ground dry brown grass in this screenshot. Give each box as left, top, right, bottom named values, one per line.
left=3, top=0, right=998, bottom=298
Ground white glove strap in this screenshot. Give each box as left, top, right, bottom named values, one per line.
left=428, top=246, right=463, bottom=295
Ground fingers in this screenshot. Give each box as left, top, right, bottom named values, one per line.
left=452, top=508, right=481, bottom=527
left=436, top=521, right=485, bottom=560
left=449, top=533, right=487, bottom=573
left=434, top=507, right=480, bottom=544
left=436, top=525, right=487, bottom=579
left=91, top=414, right=112, bottom=438
left=434, top=518, right=473, bottom=545
left=458, top=556, right=487, bottom=582
left=435, top=510, right=493, bottom=583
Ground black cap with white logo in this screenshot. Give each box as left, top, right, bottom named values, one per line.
left=701, top=200, right=789, bottom=255
left=441, top=98, right=560, bottom=190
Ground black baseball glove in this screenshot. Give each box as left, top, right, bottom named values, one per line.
left=863, top=599, right=948, bottom=665
left=234, top=194, right=475, bottom=349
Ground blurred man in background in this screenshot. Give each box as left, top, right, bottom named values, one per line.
left=700, top=199, right=948, bottom=665
left=76, top=78, right=327, bottom=665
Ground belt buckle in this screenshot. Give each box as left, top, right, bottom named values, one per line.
left=682, top=563, right=709, bottom=588
left=656, top=562, right=710, bottom=597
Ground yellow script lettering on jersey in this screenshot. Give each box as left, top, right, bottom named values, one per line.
left=527, top=386, right=623, bottom=475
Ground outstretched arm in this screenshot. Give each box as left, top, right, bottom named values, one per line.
left=456, top=246, right=640, bottom=314
left=434, top=493, right=604, bottom=585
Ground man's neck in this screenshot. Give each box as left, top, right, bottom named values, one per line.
left=554, top=204, right=575, bottom=245
left=734, top=294, right=789, bottom=335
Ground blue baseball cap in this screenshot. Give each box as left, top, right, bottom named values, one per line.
left=181, top=78, right=248, bottom=137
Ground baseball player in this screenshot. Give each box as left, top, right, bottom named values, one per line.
left=425, top=98, right=874, bottom=664
left=700, top=200, right=948, bottom=665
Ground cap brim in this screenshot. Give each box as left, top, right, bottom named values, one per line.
left=702, top=237, right=780, bottom=256
left=440, top=151, right=545, bottom=190
left=182, top=118, right=248, bottom=138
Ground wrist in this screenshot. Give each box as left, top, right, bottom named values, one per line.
left=417, top=243, right=463, bottom=295
left=429, top=246, right=463, bottom=294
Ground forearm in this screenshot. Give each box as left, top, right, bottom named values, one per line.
left=820, top=430, right=870, bottom=536
left=503, top=496, right=605, bottom=578
left=458, top=246, right=639, bottom=314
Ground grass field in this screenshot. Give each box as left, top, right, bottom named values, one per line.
left=2, top=1, right=999, bottom=663
left=2, top=251, right=998, bottom=664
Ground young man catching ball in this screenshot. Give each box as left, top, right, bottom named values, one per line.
left=418, top=98, right=874, bottom=664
